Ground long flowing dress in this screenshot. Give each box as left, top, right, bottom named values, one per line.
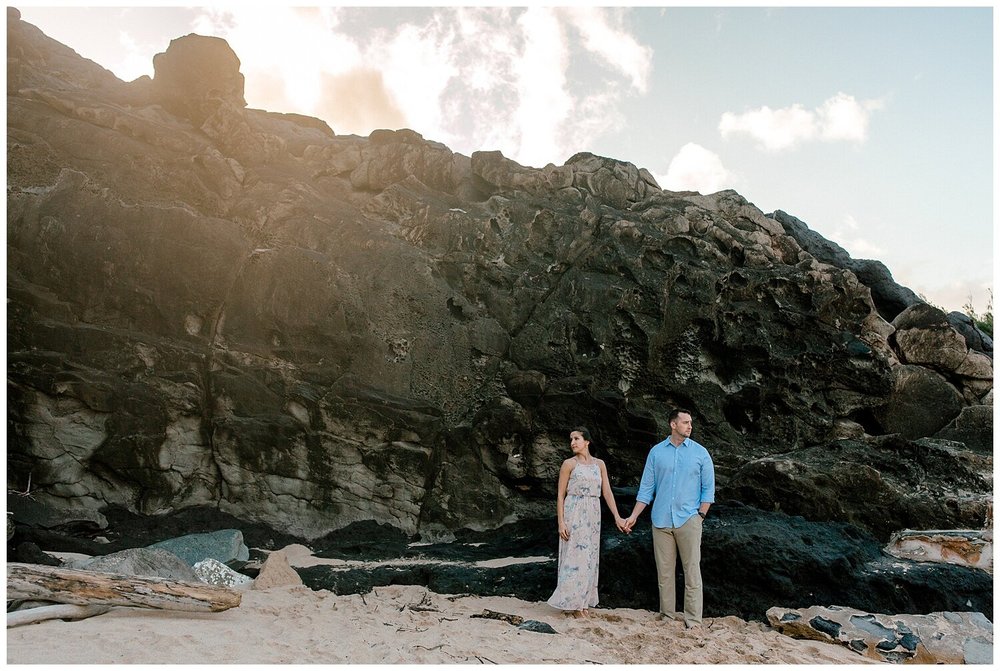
left=547, top=462, right=602, bottom=610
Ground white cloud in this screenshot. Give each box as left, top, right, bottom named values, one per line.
left=187, top=6, right=651, bottom=169
left=113, top=30, right=159, bottom=81
left=562, top=6, right=652, bottom=93
left=376, top=20, right=460, bottom=141
left=511, top=7, right=572, bottom=167
left=655, top=143, right=736, bottom=194
left=719, top=93, right=883, bottom=151
left=818, top=93, right=884, bottom=143
left=719, top=104, right=815, bottom=151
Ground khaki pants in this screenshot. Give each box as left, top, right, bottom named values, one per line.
left=652, top=515, right=703, bottom=624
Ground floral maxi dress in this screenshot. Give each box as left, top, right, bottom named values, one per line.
left=547, top=462, right=602, bottom=610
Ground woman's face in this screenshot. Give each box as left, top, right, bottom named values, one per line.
left=569, top=431, right=589, bottom=455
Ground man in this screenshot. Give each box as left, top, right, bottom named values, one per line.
left=623, top=408, right=715, bottom=628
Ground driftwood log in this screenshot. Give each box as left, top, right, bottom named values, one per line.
left=7, top=604, right=112, bottom=628
left=7, top=562, right=242, bottom=613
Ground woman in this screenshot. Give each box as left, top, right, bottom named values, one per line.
left=547, top=426, right=626, bottom=618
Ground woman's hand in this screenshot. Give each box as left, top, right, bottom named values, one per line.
left=559, top=522, right=570, bottom=541
left=614, top=516, right=627, bottom=533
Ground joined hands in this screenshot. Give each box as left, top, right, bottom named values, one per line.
left=615, top=515, right=637, bottom=534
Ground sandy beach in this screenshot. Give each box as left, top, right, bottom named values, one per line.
left=6, top=546, right=874, bottom=665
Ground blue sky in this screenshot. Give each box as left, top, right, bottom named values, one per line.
left=12, top=3, right=995, bottom=315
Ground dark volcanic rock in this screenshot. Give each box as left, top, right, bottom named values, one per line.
left=295, top=502, right=991, bottom=623
left=935, top=405, right=994, bottom=454
left=6, top=14, right=990, bottom=544
left=10, top=541, right=62, bottom=566
left=726, top=436, right=992, bottom=541
left=9, top=505, right=306, bottom=558
left=768, top=209, right=922, bottom=322
left=875, top=365, right=965, bottom=438
left=298, top=559, right=557, bottom=602
left=312, top=520, right=412, bottom=561
left=947, top=311, right=994, bottom=355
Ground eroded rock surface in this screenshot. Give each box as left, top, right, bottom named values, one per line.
left=767, top=604, right=993, bottom=664
left=885, top=529, right=993, bottom=573
left=727, top=436, right=992, bottom=541
left=6, top=11, right=992, bottom=542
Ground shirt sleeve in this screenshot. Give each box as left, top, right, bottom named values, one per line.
left=700, top=450, right=716, bottom=504
left=636, top=449, right=657, bottom=504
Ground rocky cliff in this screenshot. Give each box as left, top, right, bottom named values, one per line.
left=7, top=9, right=992, bottom=542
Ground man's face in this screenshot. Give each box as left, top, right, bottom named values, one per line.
left=670, top=413, right=693, bottom=438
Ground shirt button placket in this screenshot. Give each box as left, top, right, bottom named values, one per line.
left=671, top=445, right=678, bottom=528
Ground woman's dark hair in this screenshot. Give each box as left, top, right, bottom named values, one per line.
left=571, top=426, right=597, bottom=456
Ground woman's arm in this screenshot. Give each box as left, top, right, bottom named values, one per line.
left=598, top=460, right=626, bottom=531
left=556, top=459, right=573, bottom=541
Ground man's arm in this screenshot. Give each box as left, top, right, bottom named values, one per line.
left=698, top=451, right=716, bottom=518
left=624, top=450, right=657, bottom=531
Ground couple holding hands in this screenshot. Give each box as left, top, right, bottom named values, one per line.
left=546, top=410, right=716, bottom=627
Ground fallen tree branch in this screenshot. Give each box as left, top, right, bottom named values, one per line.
left=7, top=562, right=241, bottom=613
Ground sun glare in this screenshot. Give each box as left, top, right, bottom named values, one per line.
left=193, top=6, right=360, bottom=117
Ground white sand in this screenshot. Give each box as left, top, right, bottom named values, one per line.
left=6, top=581, right=875, bottom=664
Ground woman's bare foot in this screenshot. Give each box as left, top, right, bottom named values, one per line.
left=580, top=609, right=590, bottom=618
left=571, top=610, right=585, bottom=619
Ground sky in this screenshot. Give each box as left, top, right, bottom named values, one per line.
left=10, top=2, right=996, bottom=315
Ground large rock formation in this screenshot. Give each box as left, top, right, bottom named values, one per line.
left=6, top=9, right=992, bottom=545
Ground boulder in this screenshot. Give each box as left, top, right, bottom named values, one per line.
left=151, top=33, right=246, bottom=125
left=934, top=404, right=993, bottom=453
left=10, top=541, right=62, bottom=566
left=885, top=529, right=993, bottom=573
left=766, top=605, right=993, bottom=664
left=727, top=436, right=992, bottom=541
left=251, top=549, right=303, bottom=590
left=947, top=311, right=993, bottom=355
left=68, top=547, right=199, bottom=582
left=892, top=304, right=971, bottom=373
left=149, top=529, right=250, bottom=567
left=875, top=365, right=964, bottom=438
left=193, top=558, right=253, bottom=588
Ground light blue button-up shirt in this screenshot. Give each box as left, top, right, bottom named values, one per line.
left=636, top=437, right=715, bottom=529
